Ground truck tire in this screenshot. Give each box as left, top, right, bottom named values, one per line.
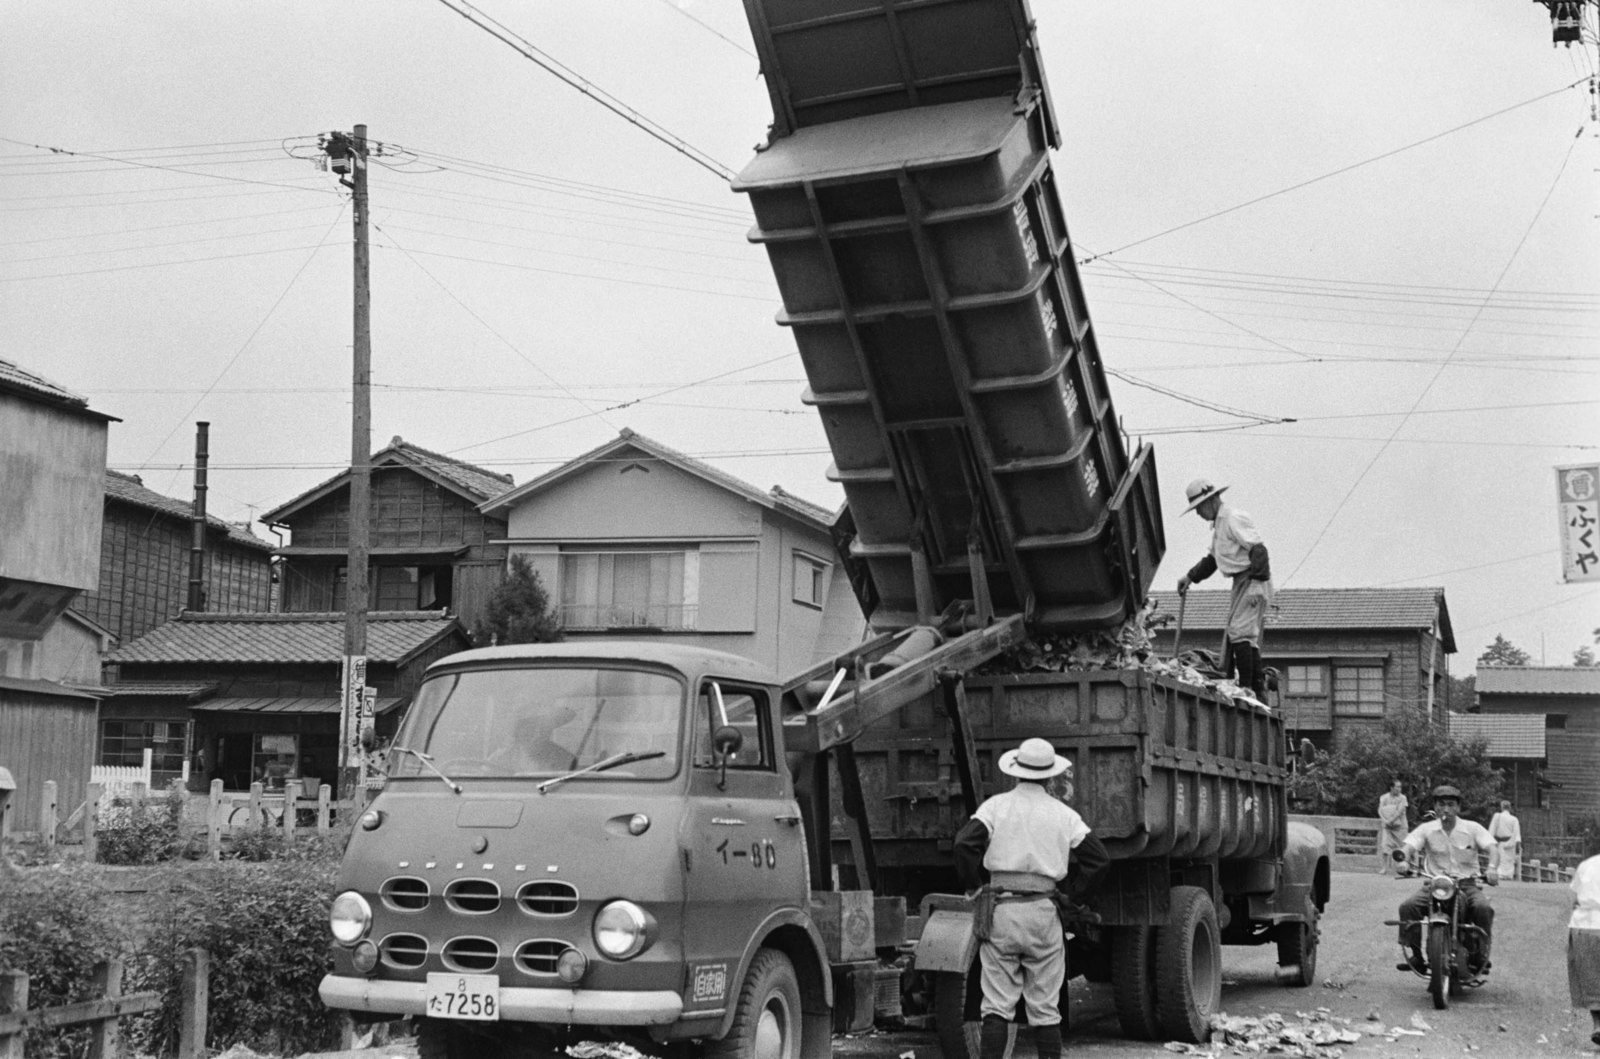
left=1109, top=926, right=1159, bottom=1040
left=1274, top=900, right=1319, bottom=988
left=931, top=968, right=1015, bottom=1059
left=1154, top=886, right=1222, bottom=1043
left=707, top=948, right=801, bottom=1059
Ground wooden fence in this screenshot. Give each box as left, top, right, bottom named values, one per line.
left=0, top=952, right=207, bottom=1059
left=5, top=779, right=361, bottom=861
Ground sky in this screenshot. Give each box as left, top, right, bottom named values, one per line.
left=3, top=0, right=1597, bottom=672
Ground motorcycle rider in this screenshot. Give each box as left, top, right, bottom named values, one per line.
left=1396, top=785, right=1499, bottom=972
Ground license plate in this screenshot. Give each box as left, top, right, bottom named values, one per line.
left=425, top=973, right=500, bottom=1021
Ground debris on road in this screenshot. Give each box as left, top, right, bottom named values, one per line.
left=1157, top=1007, right=1440, bottom=1057
left=566, top=1043, right=648, bottom=1059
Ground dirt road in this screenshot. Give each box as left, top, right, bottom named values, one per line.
left=838, top=870, right=1595, bottom=1057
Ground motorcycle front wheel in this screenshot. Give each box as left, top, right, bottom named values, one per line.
left=1426, top=922, right=1451, bottom=1010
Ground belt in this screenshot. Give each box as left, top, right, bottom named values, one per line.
left=995, top=891, right=1055, bottom=904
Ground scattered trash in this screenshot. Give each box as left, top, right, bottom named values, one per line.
left=1410, top=1013, right=1433, bottom=1032
left=1159, top=1011, right=1362, bottom=1057
left=1365, top=1008, right=1381, bottom=1021
left=1498, top=1023, right=1509, bottom=1032
left=566, top=1043, right=647, bottom=1059
left=899, top=1052, right=916, bottom=1059
left=1537, top=1034, right=1549, bottom=1044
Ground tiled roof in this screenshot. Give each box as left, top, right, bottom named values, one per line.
left=1476, top=666, right=1600, bottom=696
left=107, top=611, right=465, bottom=665
left=99, top=681, right=219, bottom=701
left=260, top=437, right=513, bottom=524
left=105, top=471, right=273, bottom=551
left=479, top=428, right=834, bottom=532
left=1148, top=587, right=1452, bottom=649
left=0, top=356, right=89, bottom=407
left=193, top=695, right=403, bottom=715
left=1449, top=712, right=1547, bottom=758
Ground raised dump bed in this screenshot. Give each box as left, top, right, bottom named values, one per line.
left=735, top=0, right=1163, bottom=632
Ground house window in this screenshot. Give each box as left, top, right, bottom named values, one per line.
left=252, top=733, right=300, bottom=792
left=1333, top=664, right=1385, bottom=716
left=1285, top=664, right=1325, bottom=696
left=559, top=550, right=695, bottom=630
left=101, top=721, right=189, bottom=777
left=793, top=552, right=829, bottom=608
left=374, top=566, right=419, bottom=611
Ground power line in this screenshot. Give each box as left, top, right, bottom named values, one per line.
left=1280, top=125, right=1587, bottom=588
left=653, top=0, right=758, bottom=58
left=1075, top=79, right=1588, bottom=266
left=431, top=0, right=737, bottom=181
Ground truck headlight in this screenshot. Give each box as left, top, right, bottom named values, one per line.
left=330, top=891, right=372, bottom=945
left=594, top=900, right=654, bottom=960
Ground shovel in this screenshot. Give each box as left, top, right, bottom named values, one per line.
left=1172, top=590, right=1187, bottom=660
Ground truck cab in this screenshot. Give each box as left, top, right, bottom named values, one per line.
left=319, top=642, right=833, bottom=1058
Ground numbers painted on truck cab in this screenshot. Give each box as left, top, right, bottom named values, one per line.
left=716, top=837, right=778, bottom=869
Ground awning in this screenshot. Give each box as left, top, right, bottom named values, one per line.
left=272, top=545, right=468, bottom=560
left=192, top=696, right=406, bottom=715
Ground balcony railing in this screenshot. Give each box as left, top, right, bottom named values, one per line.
left=559, top=603, right=698, bottom=631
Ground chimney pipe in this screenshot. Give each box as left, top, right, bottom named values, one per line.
left=188, top=422, right=209, bottom=612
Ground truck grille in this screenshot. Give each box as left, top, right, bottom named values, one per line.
left=441, top=937, right=500, bottom=973
left=513, top=940, right=567, bottom=976
left=443, top=878, right=501, bottom=915
left=379, top=877, right=430, bottom=912
left=517, top=880, right=579, bottom=916
left=378, top=934, right=429, bottom=970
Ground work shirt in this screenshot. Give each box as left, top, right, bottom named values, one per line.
left=1208, top=501, right=1264, bottom=577
left=970, top=782, right=1092, bottom=882
left=1401, top=817, right=1495, bottom=879
left=1570, top=855, right=1600, bottom=931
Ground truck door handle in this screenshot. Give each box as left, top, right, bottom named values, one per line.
left=774, top=812, right=801, bottom=826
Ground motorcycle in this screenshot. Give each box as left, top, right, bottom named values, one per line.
left=1382, top=851, right=1491, bottom=1009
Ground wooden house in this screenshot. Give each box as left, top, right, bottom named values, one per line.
left=1476, top=665, right=1600, bottom=818
left=103, top=611, right=472, bottom=796
left=262, top=437, right=513, bottom=637
left=1148, top=586, right=1455, bottom=749
left=71, top=469, right=274, bottom=646
left=478, top=429, right=864, bottom=675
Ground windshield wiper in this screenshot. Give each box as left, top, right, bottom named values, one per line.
left=537, top=749, right=666, bottom=795
left=389, top=746, right=463, bottom=794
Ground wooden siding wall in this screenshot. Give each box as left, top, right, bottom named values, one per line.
left=0, top=691, right=98, bottom=829
left=286, top=470, right=507, bottom=552
left=72, top=500, right=273, bottom=644
left=1481, top=694, right=1600, bottom=818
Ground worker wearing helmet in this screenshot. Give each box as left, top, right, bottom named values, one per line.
left=1395, top=785, right=1499, bottom=972
left=953, top=738, right=1109, bottom=1059
left=1176, top=477, right=1274, bottom=701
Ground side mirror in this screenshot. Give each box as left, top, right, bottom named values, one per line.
left=713, top=725, right=744, bottom=760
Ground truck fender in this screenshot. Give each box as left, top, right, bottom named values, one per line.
left=691, top=907, right=834, bottom=1044
left=913, top=906, right=978, bottom=974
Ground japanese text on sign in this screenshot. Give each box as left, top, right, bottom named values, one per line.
left=1556, top=464, right=1600, bottom=583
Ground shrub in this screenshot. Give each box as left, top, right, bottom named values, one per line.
left=133, top=858, right=342, bottom=1056
left=1288, top=711, right=1504, bottom=819
left=0, top=865, right=130, bottom=1059
left=97, top=785, right=190, bottom=865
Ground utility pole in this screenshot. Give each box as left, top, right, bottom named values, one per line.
left=324, top=126, right=372, bottom=802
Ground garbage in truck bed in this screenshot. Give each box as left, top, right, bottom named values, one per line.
left=974, top=602, right=1274, bottom=708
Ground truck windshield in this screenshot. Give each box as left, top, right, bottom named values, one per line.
left=389, top=666, right=683, bottom=781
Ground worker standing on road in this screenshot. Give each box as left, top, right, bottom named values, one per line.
left=953, top=738, right=1110, bottom=1059
left=1176, top=477, right=1274, bottom=701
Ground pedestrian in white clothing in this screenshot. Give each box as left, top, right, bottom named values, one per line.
left=1488, top=799, right=1522, bottom=881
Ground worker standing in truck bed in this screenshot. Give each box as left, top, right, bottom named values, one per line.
left=1176, top=477, right=1275, bottom=701
left=953, top=738, right=1111, bottom=1059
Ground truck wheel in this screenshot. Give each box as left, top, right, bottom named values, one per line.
left=1154, top=886, right=1222, bottom=1043
left=1274, top=901, right=1319, bottom=988
left=932, top=968, right=1015, bottom=1059
left=707, top=949, right=801, bottom=1059
left=1109, top=926, right=1159, bottom=1040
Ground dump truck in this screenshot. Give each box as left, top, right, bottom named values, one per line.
left=317, top=0, right=1327, bottom=1053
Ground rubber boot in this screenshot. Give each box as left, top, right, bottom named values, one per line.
left=1233, top=643, right=1257, bottom=697
left=1250, top=645, right=1269, bottom=702
left=1033, top=1023, right=1063, bottom=1059
left=979, top=1016, right=1010, bottom=1059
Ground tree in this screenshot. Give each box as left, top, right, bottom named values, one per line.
left=1443, top=671, right=1476, bottom=711
left=471, top=555, right=562, bottom=647
left=1287, top=711, right=1503, bottom=820
left=1477, top=634, right=1531, bottom=667
left=1577, top=645, right=1598, bottom=667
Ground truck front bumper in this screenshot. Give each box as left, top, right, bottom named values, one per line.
left=318, top=974, right=685, bottom=1026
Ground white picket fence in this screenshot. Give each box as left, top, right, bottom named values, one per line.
left=87, top=749, right=189, bottom=813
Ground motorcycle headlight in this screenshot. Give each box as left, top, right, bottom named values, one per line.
left=330, top=891, right=372, bottom=945
left=1430, top=875, right=1457, bottom=902
left=593, top=900, right=654, bottom=960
